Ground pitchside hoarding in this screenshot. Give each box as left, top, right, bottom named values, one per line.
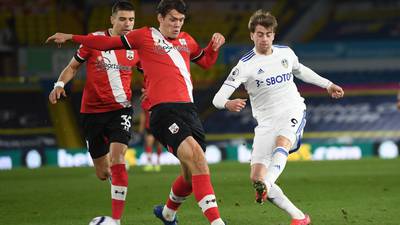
left=1, top=141, right=398, bottom=170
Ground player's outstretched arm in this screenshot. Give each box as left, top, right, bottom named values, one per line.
left=327, top=83, right=344, bottom=99
left=46, top=32, right=125, bottom=51
left=45, top=33, right=73, bottom=47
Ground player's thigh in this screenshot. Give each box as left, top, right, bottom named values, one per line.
left=184, top=108, right=206, bottom=152
left=81, top=113, right=108, bottom=159
left=251, top=126, right=276, bottom=168
left=276, top=109, right=306, bottom=150
left=150, top=107, right=192, bottom=156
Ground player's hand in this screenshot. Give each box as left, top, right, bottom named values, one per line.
left=225, top=98, right=247, bottom=112
left=397, top=100, right=400, bottom=110
left=45, top=33, right=73, bottom=47
left=49, top=87, right=67, bottom=104
left=327, top=83, right=344, bottom=99
left=210, top=33, right=225, bottom=51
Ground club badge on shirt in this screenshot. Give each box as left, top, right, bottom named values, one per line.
left=179, top=38, right=187, bottom=46
left=281, top=59, right=288, bottom=68
left=126, top=50, right=134, bottom=60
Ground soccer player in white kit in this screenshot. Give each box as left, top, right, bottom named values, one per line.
left=213, top=10, right=344, bottom=225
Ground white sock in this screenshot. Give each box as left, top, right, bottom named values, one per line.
left=268, top=183, right=305, bottom=219
left=211, top=218, right=225, bottom=225
left=162, top=205, right=176, bottom=221
left=265, top=147, right=288, bottom=185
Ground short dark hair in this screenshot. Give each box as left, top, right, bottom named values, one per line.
left=112, top=1, right=135, bottom=15
left=156, top=0, right=187, bottom=17
left=248, top=10, right=278, bottom=33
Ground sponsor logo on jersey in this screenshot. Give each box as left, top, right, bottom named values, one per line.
left=255, top=72, right=292, bottom=87
left=96, top=56, right=132, bottom=72
left=154, top=39, right=189, bottom=54
left=257, top=68, right=265, bottom=74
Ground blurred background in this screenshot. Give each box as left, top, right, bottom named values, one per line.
left=0, top=0, right=399, bottom=169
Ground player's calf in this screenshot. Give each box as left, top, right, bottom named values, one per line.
left=95, top=167, right=111, bottom=180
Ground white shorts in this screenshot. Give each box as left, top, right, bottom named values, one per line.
left=250, top=109, right=306, bottom=167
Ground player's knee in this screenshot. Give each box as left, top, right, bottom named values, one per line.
left=276, top=136, right=292, bottom=149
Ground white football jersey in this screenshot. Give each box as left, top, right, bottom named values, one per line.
left=223, top=45, right=306, bottom=122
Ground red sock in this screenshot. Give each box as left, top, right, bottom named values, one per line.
left=157, top=146, right=162, bottom=155
left=192, top=174, right=221, bottom=223
left=145, top=146, right=152, bottom=153
left=166, top=175, right=192, bottom=210
left=111, top=164, right=128, bottom=220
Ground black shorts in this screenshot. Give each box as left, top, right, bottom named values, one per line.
left=81, top=107, right=133, bottom=159
left=150, top=103, right=206, bottom=156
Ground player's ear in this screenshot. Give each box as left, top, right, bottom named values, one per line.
left=157, top=14, right=163, bottom=23
left=110, top=15, right=115, bottom=26
left=250, top=32, right=254, bottom=41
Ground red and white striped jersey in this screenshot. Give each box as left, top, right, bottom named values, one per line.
left=121, top=27, right=218, bottom=108
left=74, top=29, right=140, bottom=113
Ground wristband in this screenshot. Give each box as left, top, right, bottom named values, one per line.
left=54, top=81, right=65, bottom=89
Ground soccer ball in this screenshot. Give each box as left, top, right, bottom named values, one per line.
left=88, top=216, right=118, bottom=225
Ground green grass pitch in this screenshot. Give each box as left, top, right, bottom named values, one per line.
left=1, top=158, right=399, bottom=225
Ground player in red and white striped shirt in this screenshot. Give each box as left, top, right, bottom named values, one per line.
left=48, top=2, right=138, bottom=224
left=47, top=1, right=226, bottom=224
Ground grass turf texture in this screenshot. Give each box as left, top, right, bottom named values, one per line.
left=1, top=158, right=399, bottom=225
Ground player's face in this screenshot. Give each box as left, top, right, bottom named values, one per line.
left=158, top=9, right=185, bottom=39
left=111, top=10, right=135, bottom=36
left=250, top=25, right=275, bottom=55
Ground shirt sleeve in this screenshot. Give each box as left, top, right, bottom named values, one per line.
left=222, top=62, right=249, bottom=89
left=122, top=29, right=144, bottom=50
left=212, top=84, right=236, bottom=109
left=188, top=35, right=203, bottom=61
left=72, top=34, right=125, bottom=51
left=212, top=62, right=249, bottom=109
left=187, top=34, right=218, bottom=69
left=289, top=48, right=332, bottom=88
left=289, top=48, right=301, bottom=71
left=74, top=44, right=91, bottom=63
